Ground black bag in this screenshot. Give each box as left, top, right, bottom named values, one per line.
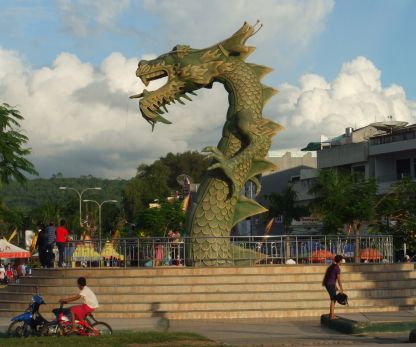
left=335, top=292, right=348, bottom=305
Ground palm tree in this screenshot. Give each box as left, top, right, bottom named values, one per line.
left=0, top=103, right=38, bottom=186
left=264, top=185, right=307, bottom=234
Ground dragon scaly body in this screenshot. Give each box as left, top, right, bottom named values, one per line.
left=132, top=22, right=282, bottom=266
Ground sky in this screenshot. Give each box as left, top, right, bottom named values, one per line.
left=1, top=0, right=415, bottom=179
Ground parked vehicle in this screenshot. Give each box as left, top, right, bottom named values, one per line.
left=41, top=303, right=112, bottom=336
left=7, top=294, right=48, bottom=337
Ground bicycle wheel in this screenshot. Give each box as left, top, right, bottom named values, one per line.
left=90, top=321, right=112, bottom=336
left=7, top=321, right=31, bottom=337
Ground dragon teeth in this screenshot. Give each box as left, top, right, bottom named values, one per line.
left=183, top=94, right=192, bottom=101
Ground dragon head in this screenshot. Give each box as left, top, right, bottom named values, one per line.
left=131, top=21, right=262, bottom=129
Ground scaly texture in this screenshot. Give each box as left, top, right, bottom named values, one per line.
left=132, top=22, right=283, bottom=266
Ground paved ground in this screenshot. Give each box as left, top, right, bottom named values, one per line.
left=0, top=315, right=414, bottom=346
left=341, top=311, right=416, bottom=323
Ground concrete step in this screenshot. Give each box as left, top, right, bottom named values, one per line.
left=5, top=278, right=416, bottom=295
left=1, top=288, right=416, bottom=303
left=0, top=305, right=414, bottom=320
left=0, top=304, right=412, bottom=320
left=18, top=270, right=416, bottom=286
left=2, top=264, right=414, bottom=320
left=1, top=296, right=414, bottom=312
left=0, top=304, right=413, bottom=320
left=30, top=263, right=414, bottom=277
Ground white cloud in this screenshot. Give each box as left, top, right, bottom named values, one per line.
left=0, top=47, right=228, bottom=178
left=2, top=48, right=415, bottom=179
left=268, top=56, right=416, bottom=149
left=142, top=0, right=334, bottom=66
left=57, top=0, right=131, bottom=37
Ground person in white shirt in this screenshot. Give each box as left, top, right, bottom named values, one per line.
left=59, top=277, right=99, bottom=332
left=0, top=264, right=5, bottom=284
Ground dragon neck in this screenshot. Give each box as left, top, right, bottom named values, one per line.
left=219, top=61, right=263, bottom=118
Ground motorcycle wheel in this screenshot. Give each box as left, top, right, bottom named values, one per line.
left=40, top=323, right=63, bottom=337
left=90, top=322, right=112, bottom=336
left=7, top=321, right=31, bottom=337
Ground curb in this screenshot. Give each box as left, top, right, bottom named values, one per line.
left=321, top=314, right=416, bottom=334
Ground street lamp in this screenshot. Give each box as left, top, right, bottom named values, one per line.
left=59, top=186, right=102, bottom=226
left=82, top=199, right=118, bottom=246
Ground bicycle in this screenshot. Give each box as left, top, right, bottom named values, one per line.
left=41, top=303, right=112, bottom=336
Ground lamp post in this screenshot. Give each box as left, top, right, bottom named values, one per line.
left=59, top=186, right=102, bottom=227
left=82, top=199, right=118, bottom=246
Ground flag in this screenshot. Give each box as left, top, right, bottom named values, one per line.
left=264, top=218, right=274, bottom=235
left=30, top=233, right=38, bottom=253
left=182, top=194, right=190, bottom=212
left=112, top=230, right=121, bottom=241
left=8, top=229, right=17, bottom=242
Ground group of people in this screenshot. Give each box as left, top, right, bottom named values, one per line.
left=36, top=219, right=70, bottom=268
left=0, top=262, right=28, bottom=284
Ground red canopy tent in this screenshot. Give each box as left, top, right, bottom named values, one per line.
left=0, top=239, right=30, bottom=259
left=360, top=248, right=383, bottom=261
left=308, top=249, right=334, bottom=263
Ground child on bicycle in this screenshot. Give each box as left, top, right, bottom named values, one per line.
left=59, top=277, right=99, bottom=332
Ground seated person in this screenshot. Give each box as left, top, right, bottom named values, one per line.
left=59, top=277, right=99, bottom=332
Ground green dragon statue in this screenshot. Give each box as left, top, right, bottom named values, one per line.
left=131, top=22, right=282, bottom=266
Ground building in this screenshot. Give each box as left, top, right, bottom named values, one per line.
left=241, top=151, right=317, bottom=236
left=301, top=121, right=416, bottom=194
left=263, top=151, right=317, bottom=176
left=255, top=120, right=416, bottom=236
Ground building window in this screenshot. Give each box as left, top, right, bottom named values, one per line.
left=290, top=175, right=300, bottom=183
left=396, top=159, right=411, bottom=179
left=352, top=165, right=365, bottom=179
left=414, top=158, right=416, bottom=178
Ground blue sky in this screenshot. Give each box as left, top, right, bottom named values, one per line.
left=2, top=0, right=415, bottom=97
left=0, top=0, right=415, bottom=178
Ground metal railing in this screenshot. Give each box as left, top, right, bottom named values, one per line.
left=48, top=235, right=393, bottom=268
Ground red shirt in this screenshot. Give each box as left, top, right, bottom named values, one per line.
left=56, top=226, right=69, bottom=243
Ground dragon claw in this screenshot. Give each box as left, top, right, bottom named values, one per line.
left=203, top=146, right=227, bottom=164
left=207, top=163, right=222, bottom=171
left=202, top=146, right=222, bottom=155
left=204, top=146, right=240, bottom=198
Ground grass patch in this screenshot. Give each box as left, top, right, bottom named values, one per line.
left=0, top=331, right=225, bottom=347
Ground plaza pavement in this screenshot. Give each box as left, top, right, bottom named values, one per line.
left=0, top=314, right=414, bottom=346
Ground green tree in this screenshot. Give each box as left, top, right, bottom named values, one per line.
left=137, top=200, right=185, bottom=237
left=122, top=161, right=171, bottom=222
left=264, top=185, right=307, bottom=233
left=0, top=103, right=38, bottom=236
left=159, top=151, right=209, bottom=189
left=310, top=169, right=378, bottom=262
left=375, top=177, right=416, bottom=252
left=0, top=103, right=38, bottom=185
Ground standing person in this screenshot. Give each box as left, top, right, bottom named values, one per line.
left=322, top=254, right=344, bottom=319
left=6, top=264, right=14, bottom=283
left=36, top=223, right=48, bottom=268
left=45, top=222, right=56, bottom=268
left=59, top=277, right=99, bottom=333
left=0, top=263, right=5, bottom=284
left=56, top=219, right=69, bottom=267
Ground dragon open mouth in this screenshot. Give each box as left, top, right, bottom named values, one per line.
left=139, top=69, right=168, bottom=87
left=130, top=62, right=194, bottom=128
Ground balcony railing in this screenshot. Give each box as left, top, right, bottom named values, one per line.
left=370, top=130, right=416, bottom=145
left=46, top=235, right=394, bottom=268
